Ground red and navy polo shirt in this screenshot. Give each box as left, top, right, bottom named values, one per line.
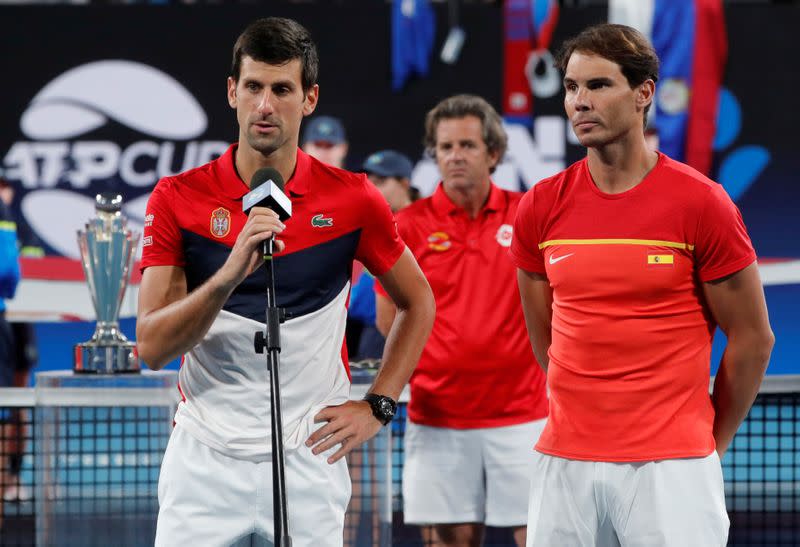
left=141, top=145, right=404, bottom=460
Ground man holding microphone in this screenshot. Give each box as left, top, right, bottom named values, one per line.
left=137, top=17, right=434, bottom=546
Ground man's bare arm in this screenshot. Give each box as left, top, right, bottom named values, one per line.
left=307, top=247, right=434, bottom=462
left=370, top=248, right=436, bottom=399
left=375, top=292, right=397, bottom=338
left=137, top=265, right=231, bottom=370
left=136, top=207, right=285, bottom=369
left=705, top=262, right=774, bottom=457
left=517, top=268, right=553, bottom=371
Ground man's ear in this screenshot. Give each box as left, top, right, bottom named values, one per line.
left=303, top=84, right=320, bottom=117
left=637, top=79, right=656, bottom=112
left=227, top=77, right=238, bottom=109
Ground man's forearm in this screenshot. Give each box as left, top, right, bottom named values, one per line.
left=711, top=332, right=774, bottom=456
left=137, top=273, right=236, bottom=370
left=375, top=294, right=396, bottom=338
left=368, top=298, right=435, bottom=400
left=517, top=269, right=553, bottom=373
left=531, top=329, right=551, bottom=372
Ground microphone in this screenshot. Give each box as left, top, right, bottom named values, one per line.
left=243, top=168, right=292, bottom=220
left=242, top=168, right=292, bottom=256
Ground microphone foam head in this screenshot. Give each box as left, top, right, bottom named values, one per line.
left=251, top=167, right=285, bottom=192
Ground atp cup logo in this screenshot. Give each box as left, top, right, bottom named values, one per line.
left=1, top=60, right=227, bottom=258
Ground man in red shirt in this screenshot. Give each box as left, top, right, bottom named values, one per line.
left=137, top=17, right=434, bottom=546
left=511, top=24, right=774, bottom=546
left=378, top=95, right=548, bottom=546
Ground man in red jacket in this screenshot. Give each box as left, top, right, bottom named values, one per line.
left=379, top=95, right=548, bottom=546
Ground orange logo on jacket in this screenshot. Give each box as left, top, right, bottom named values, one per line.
left=210, top=207, right=231, bottom=238
left=427, top=231, right=451, bottom=251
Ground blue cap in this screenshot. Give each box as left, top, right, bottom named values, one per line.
left=362, top=150, right=413, bottom=179
left=302, top=115, right=346, bottom=145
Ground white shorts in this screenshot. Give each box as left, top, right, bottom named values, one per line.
left=155, top=424, right=351, bottom=547
left=403, top=418, right=546, bottom=527
left=526, top=451, right=729, bottom=547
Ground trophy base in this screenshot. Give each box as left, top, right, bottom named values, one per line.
left=74, top=343, right=140, bottom=374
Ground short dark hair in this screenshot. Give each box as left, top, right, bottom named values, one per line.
left=556, top=23, right=659, bottom=124
left=231, top=17, right=319, bottom=91
left=423, top=94, right=507, bottom=172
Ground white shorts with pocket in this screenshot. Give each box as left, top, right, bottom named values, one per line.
left=402, top=418, right=546, bottom=527
left=155, top=423, right=351, bottom=547
left=526, top=451, right=729, bottom=547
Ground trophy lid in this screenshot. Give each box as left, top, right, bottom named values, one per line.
left=95, top=192, right=123, bottom=214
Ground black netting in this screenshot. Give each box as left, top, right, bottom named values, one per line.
left=1, top=392, right=797, bottom=546
left=391, top=395, right=799, bottom=547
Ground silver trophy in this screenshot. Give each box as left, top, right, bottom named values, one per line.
left=74, top=193, right=140, bottom=373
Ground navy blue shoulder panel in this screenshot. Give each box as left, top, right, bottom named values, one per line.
left=181, top=229, right=361, bottom=322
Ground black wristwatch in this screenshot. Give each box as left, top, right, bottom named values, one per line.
left=364, top=393, right=397, bottom=426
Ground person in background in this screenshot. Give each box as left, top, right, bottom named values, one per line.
left=349, top=150, right=416, bottom=361
left=378, top=95, right=548, bottom=547
left=0, top=178, right=41, bottom=504
left=348, top=148, right=420, bottom=546
left=301, top=115, right=349, bottom=169
left=0, top=184, right=21, bottom=529
left=300, top=114, right=365, bottom=356
left=1, top=322, right=37, bottom=504
left=363, top=149, right=416, bottom=213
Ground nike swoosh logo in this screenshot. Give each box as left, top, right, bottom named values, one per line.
left=549, top=253, right=574, bottom=265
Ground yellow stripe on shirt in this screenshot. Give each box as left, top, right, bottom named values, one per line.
left=538, top=238, right=695, bottom=251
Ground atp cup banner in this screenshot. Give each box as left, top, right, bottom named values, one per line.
left=8, top=60, right=227, bottom=259
left=1, top=53, right=227, bottom=320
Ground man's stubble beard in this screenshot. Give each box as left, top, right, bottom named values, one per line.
left=444, top=170, right=483, bottom=194
left=246, top=126, right=287, bottom=157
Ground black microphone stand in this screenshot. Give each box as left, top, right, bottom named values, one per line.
left=254, top=238, right=292, bottom=547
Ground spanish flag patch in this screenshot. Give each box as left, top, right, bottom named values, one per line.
left=647, top=254, right=674, bottom=265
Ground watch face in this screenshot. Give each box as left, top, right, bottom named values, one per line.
left=366, top=394, right=396, bottom=424
left=379, top=399, right=394, bottom=416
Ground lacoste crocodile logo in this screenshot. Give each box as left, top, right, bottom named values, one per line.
left=311, top=214, right=333, bottom=228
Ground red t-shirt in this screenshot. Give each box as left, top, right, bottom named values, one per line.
left=380, top=183, right=548, bottom=429
left=510, top=153, right=756, bottom=461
